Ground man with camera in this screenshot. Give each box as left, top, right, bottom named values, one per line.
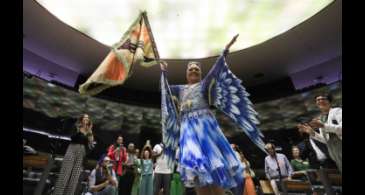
left=89, top=156, right=118, bottom=195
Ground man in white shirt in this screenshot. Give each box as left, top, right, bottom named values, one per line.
left=152, top=143, right=173, bottom=195
left=298, top=94, right=342, bottom=173
left=309, top=138, right=327, bottom=162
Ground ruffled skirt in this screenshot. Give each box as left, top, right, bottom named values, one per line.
left=178, top=109, right=244, bottom=189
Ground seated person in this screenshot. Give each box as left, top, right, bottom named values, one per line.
left=290, top=146, right=310, bottom=181
left=89, top=156, right=118, bottom=195
left=290, top=146, right=309, bottom=172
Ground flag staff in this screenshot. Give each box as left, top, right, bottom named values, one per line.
left=142, top=11, right=160, bottom=61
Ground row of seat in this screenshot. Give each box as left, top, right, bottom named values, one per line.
left=259, top=169, right=342, bottom=195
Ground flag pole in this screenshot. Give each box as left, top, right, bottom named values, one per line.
left=127, top=14, right=143, bottom=77
left=142, top=11, right=160, bottom=61
left=143, top=11, right=179, bottom=117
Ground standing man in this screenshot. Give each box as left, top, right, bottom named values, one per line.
left=264, top=143, right=293, bottom=195
left=119, top=143, right=138, bottom=195
left=153, top=143, right=173, bottom=195
left=298, top=93, right=342, bottom=173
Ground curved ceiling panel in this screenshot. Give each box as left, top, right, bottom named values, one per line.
left=24, top=0, right=341, bottom=105
left=36, top=0, right=333, bottom=58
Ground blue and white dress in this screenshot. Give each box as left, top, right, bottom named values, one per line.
left=160, top=49, right=266, bottom=189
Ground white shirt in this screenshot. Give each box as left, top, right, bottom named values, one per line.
left=311, top=107, right=342, bottom=143
left=153, top=144, right=173, bottom=174
left=309, top=138, right=327, bottom=161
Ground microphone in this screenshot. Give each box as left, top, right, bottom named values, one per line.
left=105, top=163, right=113, bottom=176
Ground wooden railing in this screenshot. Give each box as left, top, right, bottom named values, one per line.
left=23, top=153, right=49, bottom=169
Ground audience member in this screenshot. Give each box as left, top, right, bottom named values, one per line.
left=107, top=135, right=127, bottom=194
left=131, top=148, right=141, bottom=195
left=89, top=156, right=118, bottom=195
left=53, top=114, right=94, bottom=195
left=170, top=146, right=185, bottom=195
left=298, top=93, right=342, bottom=173
left=232, top=144, right=257, bottom=195
left=299, top=133, right=337, bottom=170
left=139, top=144, right=154, bottom=195
left=153, top=143, right=173, bottom=195
left=264, top=143, right=293, bottom=195
left=119, top=143, right=138, bottom=195
left=290, top=146, right=309, bottom=172
left=230, top=144, right=244, bottom=195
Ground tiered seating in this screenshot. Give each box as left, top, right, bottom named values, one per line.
left=23, top=153, right=54, bottom=195
left=306, top=169, right=342, bottom=194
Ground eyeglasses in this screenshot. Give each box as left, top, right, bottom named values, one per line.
left=316, top=97, right=328, bottom=101
left=188, top=68, right=200, bottom=72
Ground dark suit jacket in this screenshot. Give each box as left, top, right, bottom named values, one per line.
left=301, top=138, right=336, bottom=169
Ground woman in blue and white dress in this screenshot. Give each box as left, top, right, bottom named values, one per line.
left=160, top=35, right=266, bottom=195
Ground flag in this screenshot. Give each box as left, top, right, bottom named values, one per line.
left=79, top=11, right=159, bottom=96
left=160, top=72, right=180, bottom=169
